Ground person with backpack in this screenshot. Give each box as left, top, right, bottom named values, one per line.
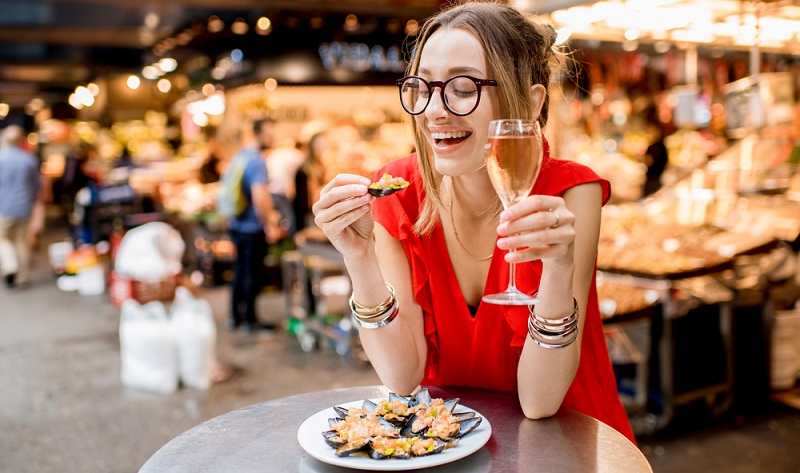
left=218, top=119, right=278, bottom=333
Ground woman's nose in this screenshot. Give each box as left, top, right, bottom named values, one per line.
left=425, top=87, right=449, bottom=120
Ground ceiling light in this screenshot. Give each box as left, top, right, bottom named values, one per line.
left=555, top=27, right=572, bottom=45
left=0, top=102, right=10, bottom=118
left=144, top=12, right=160, bottom=29
left=264, top=78, right=278, bottom=91
left=80, top=95, right=95, bottom=107
left=309, top=17, right=324, bottom=29
left=624, top=29, right=640, bottom=41
left=157, top=79, right=171, bottom=93
left=231, top=49, right=244, bottom=63
left=127, top=75, right=141, bottom=90
left=87, top=83, right=100, bottom=96
left=192, top=113, right=209, bottom=127
left=202, top=83, right=216, bottom=96
left=68, top=94, right=84, bottom=109
left=232, top=18, right=248, bottom=35
left=208, top=16, right=224, bottom=33
left=405, top=19, right=419, bottom=36
left=345, top=14, right=359, bottom=32
left=142, top=66, right=160, bottom=80
left=158, top=58, right=177, bottom=73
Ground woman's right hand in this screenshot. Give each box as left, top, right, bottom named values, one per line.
left=312, top=174, right=376, bottom=259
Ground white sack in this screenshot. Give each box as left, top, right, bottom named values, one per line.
left=119, top=299, right=178, bottom=394
left=115, top=222, right=184, bottom=281
left=170, top=286, right=217, bottom=390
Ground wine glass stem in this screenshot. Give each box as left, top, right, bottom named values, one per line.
left=507, top=248, right=519, bottom=292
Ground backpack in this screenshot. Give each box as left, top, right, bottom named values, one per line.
left=216, top=151, right=250, bottom=219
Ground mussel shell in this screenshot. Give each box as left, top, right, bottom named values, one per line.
left=367, top=186, right=407, bottom=198
left=328, top=417, right=343, bottom=429
left=454, top=416, right=482, bottom=439
left=400, top=411, right=426, bottom=437
left=388, top=392, right=412, bottom=407
left=453, top=411, right=476, bottom=422
left=362, top=399, right=378, bottom=413
left=322, top=430, right=346, bottom=448
left=411, top=388, right=432, bottom=407
left=411, top=438, right=448, bottom=457
left=369, top=438, right=413, bottom=460
left=332, top=406, right=350, bottom=418
left=376, top=416, right=401, bottom=436
left=335, top=438, right=369, bottom=457
left=442, top=398, right=460, bottom=413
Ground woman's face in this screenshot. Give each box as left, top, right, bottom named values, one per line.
left=414, top=28, right=497, bottom=177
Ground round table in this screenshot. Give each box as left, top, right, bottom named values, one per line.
left=140, top=385, right=651, bottom=472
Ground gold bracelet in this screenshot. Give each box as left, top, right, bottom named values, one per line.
left=349, top=283, right=395, bottom=318
left=352, top=299, right=399, bottom=329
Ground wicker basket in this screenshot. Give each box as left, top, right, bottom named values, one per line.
left=109, top=271, right=181, bottom=308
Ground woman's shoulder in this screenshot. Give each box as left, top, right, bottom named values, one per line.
left=537, top=156, right=611, bottom=204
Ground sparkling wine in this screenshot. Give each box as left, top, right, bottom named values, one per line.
left=486, top=135, right=542, bottom=207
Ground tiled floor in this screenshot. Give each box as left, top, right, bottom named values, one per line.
left=1, top=221, right=799, bottom=472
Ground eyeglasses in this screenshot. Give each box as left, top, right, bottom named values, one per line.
left=396, top=75, right=497, bottom=117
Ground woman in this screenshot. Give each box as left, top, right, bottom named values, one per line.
left=293, top=132, right=328, bottom=233
left=313, top=2, right=634, bottom=442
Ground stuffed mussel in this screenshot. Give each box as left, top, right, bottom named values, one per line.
left=320, top=388, right=483, bottom=459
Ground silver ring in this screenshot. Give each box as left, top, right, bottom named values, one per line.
left=549, top=209, right=560, bottom=229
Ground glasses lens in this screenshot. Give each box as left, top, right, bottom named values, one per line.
left=400, top=78, right=429, bottom=114
left=444, top=77, right=479, bottom=115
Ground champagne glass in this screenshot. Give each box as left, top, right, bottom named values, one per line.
left=482, top=119, right=543, bottom=305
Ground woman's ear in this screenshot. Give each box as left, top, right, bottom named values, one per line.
left=530, top=84, right=546, bottom=121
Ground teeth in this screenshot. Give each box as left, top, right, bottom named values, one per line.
left=431, top=131, right=470, bottom=140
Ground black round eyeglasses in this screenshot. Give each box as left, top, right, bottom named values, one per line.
left=396, top=75, right=497, bottom=117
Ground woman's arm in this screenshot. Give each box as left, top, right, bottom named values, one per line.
left=515, top=182, right=603, bottom=418
left=350, top=223, right=427, bottom=395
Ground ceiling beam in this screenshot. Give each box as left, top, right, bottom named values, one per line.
left=40, top=0, right=442, bottom=17
left=0, top=26, right=170, bottom=48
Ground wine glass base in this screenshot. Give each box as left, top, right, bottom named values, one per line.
left=482, top=290, right=540, bottom=306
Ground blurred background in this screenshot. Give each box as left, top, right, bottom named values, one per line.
left=1, top=0, right=799, bottom=472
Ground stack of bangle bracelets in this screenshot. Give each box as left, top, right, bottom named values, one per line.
left=528, top=295, right=580, bottom=349
left=349, top=282, right=399, bottom=329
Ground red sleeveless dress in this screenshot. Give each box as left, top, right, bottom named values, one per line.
left=371, top=144, right=636, bottom=444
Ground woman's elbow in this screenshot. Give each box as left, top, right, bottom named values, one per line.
left=521, top=402, right=560, bottom=420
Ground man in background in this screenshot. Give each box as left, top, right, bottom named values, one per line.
left=226, top=119, right=278, bottom=333
left=0, top=125, right=42, bottom=289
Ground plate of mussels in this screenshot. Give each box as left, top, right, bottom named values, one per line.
left=297, top=388, right=492, bottom=471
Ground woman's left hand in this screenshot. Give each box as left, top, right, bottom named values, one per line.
left=495, top=195, right=575, bottom=267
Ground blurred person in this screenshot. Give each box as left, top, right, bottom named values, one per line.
left=642, top=106, right=669, bottom=197
left=198, top=128, right=222, bottom=184
left=265, top=137, right=304, bottom=236
left=0, top=125, right=42, bottom=289
left=293, top=132, right=328, bottom=233
left=224, top=119, right=279, bottom=333
left=313, top=2, right=634, bottom=443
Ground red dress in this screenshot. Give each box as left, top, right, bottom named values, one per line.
left=371, top=143, right=636, bottom=444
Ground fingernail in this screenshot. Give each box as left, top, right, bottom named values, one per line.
left=360, top=195, right=371, bottom=202
left=500, top=210, right=511, bottom=221
left=361, top=177, right=372, bottom=186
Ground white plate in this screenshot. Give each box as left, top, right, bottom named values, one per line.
left=297, top=398, right=492, bottom=471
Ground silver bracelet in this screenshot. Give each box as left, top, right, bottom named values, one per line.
left=351, top=299, right=399, bottom=329
left=527, top=295, right=580, bottom=349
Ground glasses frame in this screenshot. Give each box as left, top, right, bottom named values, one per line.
left=396, top=75, right=498, bottom=117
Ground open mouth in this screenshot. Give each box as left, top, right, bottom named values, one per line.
left=432, top=131, right=471, bottom=147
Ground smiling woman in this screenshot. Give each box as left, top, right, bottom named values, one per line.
left=312, top=1, right=635, bottom=444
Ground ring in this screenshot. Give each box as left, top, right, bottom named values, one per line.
left=549, top=209, right=560, bottom=229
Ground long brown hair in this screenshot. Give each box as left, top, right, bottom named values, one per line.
left=406, top=1, right=560, bottom=235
